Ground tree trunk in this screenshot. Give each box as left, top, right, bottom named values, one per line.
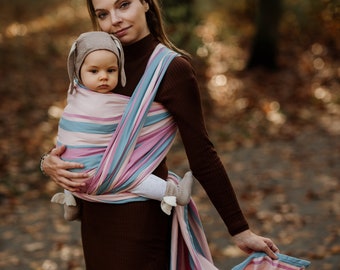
left=246, top=0, right=282, bottom=70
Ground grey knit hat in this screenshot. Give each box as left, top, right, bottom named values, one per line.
left=67, top=31, right=126, bottom=92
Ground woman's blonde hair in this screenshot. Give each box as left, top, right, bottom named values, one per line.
left=86, top=0, right=189, bottom=56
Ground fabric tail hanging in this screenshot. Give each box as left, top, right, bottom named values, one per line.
left=232, top=252, right=311, bottom=270
left=168, top=172, right=219, bottom=270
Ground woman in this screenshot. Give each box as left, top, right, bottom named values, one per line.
left=41, top=0, right=279, bottom=269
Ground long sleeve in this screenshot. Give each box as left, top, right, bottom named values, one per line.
left=156, top=56, right=249, bottom=236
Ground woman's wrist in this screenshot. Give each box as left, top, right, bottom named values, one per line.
left=40, top=152, right=50, bottom=176
left=40, top=147, right=55, bottom=176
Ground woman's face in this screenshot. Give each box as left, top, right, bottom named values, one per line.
left=91, top=0, right=150, bottom=45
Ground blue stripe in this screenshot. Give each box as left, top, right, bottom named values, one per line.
left=62, top=154, right=103, bottom=172
left=106, top=196, right=148, bottom=204
left=60, top=118, right=116, bottom=134
left=145, top=112, right=170, bottom=126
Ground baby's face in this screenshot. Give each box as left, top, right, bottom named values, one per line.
left=80, top=50, right=119, bottom=93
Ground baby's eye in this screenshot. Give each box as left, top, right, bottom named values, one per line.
left=90, top=69, right=98, bottom=74
left=108, top=68, right=117, bottom=73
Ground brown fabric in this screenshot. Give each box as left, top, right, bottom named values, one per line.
left=80, top=34, right=249, bottom=269
left=81, top=200, right=172, bottom=270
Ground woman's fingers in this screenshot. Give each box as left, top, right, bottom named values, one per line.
left=264, top=238, right=279, bottom=252
left=65, top=162, right=85, bottom=170
left=253, top=237, right=278, bottom=260
left=54, top=166, right=88, bottom=188
left=43, top=146, right=89, bottom=191
left=263, top=238, right=280, bottom=259
left=50, top=145, right=66, bottom=156
left=233, top=230, right=279, bottom=260
left=53, top=172, right=88, bottom=192
left=262, top=244, right=278, bottom=260
left=56, top=177, right=84, bottom=192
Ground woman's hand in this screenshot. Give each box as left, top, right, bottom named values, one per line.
left=42, top=145, right=89, bottom=192
left=233, top=229, right=279, bottom=260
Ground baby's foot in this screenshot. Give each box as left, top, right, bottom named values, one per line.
left=64, top=204, right=80, bottom=221
left=176, top=171, right=194, bottom=205
left=161, top=171, right=194, bottom=215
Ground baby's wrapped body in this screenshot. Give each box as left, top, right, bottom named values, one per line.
left=57, top=82, right=176, bottom=201
left=52, top=81, right=193, bottom=216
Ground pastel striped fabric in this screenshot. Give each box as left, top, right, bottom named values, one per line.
left=169, top=172, right=218, bottom=270
left=232, top=252, right=311, bottom=270
left=58, top=44, right=177, bottom=203
left=58, top=44, right=217, bottom=269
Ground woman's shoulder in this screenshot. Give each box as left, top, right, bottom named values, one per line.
left=171, top=54, right=193, bottom=67
left=156, top=54, right=199, bottom=102
left=166, top=55, right=195, bottom=78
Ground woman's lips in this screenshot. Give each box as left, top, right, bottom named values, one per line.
left=114, top=27, right=130, bottom=38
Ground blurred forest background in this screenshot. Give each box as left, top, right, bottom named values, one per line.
left=0, top=0, right=339, bottom=269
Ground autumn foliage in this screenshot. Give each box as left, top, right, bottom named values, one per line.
left=0, top=0, right=339, bottom=269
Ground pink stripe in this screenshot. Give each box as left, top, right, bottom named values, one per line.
left=62, top=147, right=104, bottom=159
left=249, top=257, right=300, bottom=270
left=63, top=112, right=122, bottom=122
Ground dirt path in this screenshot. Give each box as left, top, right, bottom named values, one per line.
left=197, top=125, right=340, bottom=269
left=1, top=124, right=339, bottom=270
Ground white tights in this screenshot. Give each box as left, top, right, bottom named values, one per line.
left=131, top=174, right=167, bottom=201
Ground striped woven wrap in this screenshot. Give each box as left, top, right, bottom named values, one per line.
left=58, top=44, right=177, bottom=203
left=58, top=44, right=217, bottom=269
left=232, top=252, right=311, bottom=270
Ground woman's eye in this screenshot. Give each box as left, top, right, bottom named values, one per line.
left=119, top=1, right=130, bottom=9
left=97, top=12, right=108, bottom=19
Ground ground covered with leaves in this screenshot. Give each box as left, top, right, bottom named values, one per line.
left=0, top=0, right=339, bottom=269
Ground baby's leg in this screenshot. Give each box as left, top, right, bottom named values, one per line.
left=131, top=174, right=167, bottom=201
left=131, top=172, right=194, bottom=215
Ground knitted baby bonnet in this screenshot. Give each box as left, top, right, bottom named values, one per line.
left=67, top=31, right=126, bottom=92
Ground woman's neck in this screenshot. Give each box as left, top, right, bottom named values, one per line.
left=123, top=34, right=157, bottom=60
left=114, top=34, right=159, bottom=96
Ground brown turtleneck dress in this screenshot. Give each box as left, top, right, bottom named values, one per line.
left=80, top=35, right=249, bottom=270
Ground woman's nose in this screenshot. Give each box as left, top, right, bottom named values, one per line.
left=110, top=11, right=122, bottom=24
